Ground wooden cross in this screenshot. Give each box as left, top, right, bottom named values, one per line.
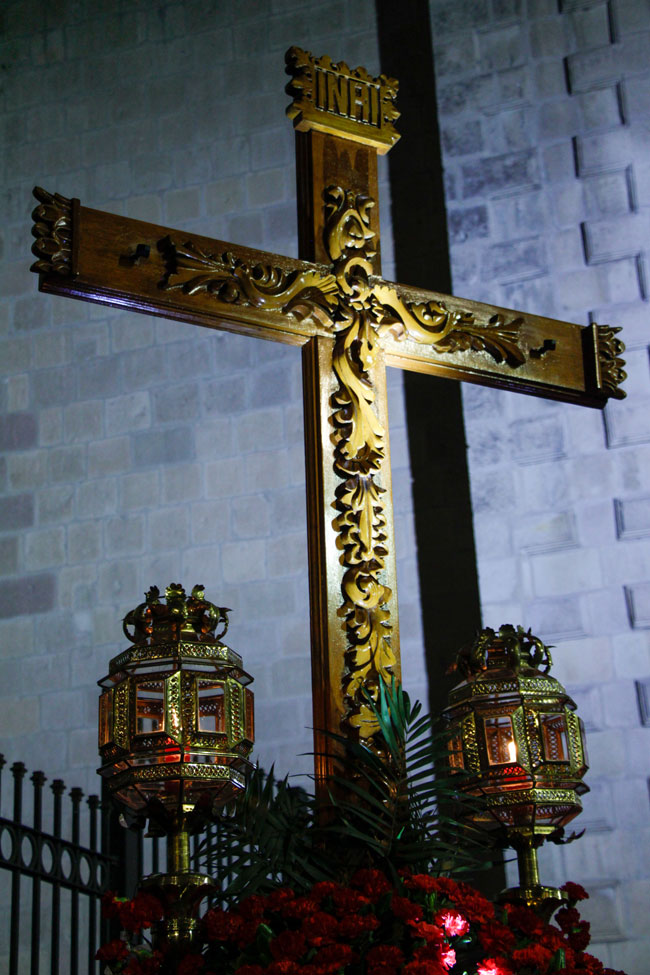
left=30, top=47, right=626, bottom=781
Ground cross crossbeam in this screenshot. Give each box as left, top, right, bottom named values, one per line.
left=30, top=47, right=626, bottom=776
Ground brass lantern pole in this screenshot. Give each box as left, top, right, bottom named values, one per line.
left=98, top=584, right=255, bottom=946
left=444, top=624, right=589, bottom=912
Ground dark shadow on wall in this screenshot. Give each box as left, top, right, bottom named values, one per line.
left=375, top=0, right=505, bottom=895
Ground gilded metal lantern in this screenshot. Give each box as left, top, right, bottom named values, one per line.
left=98, top=584, right=254, bottom=946
left=444, top=624, right=588, bottom=909
left=98, top=583, right=254, bottom=823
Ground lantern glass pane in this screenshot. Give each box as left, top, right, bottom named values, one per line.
left=245, top=688, right=255, bottom=743
left=541, top=712, right=569, bottom=762
left=448, top=734, right=465, bottom=769
left=135, top=681, right=165, bottom=734
left=197, top=681, right=226, bottom=733
left=484, top=716, right=516, bottom=765
left=99, top=689, right=113, bottom=746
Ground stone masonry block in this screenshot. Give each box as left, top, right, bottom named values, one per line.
left=243, top=451, right=290, bottom=491
left=483, top=236, right=546, bottom=280
left=0, top=573, right=56, bottom=619
left=121, top=471, right=160, bottom=510
left=604, top=400, right=650, bottom=448
left=153, top=383, right=200, bottom=424
left=270, top=486, right=306, bottom=532
left=0, top=697, right=39, bottom=737
left=76, top=478, right=117, bottom=518
left=7, top=451, right=47, bottom=492
left=203, top=376, right=246, bottom=416
left=525, top=595, right=586, bottom=640
left=514, top=510, right=577, bottom=553
left=232, top=495, right=270, bottom=539
left=205, top=456, right=245, bottom=499
left=615, top=496, right=650, bottom=539
left=63, top=400, right=103, bottom=443
left=624, top=581, right=650, bottom=628
left=98, top=559, right=138, bottom=606
left=241, top=579, right=296, bottom=621
left=87, top=437, right=130, bottom=477
left=462, top=149, right=538, bottom=198
left=602, top=678, right=642, bottom=727
left=582, top=171, right=632, bottom=219
left=582, top=212, right=648, bottom=262
left=36, top=486, right=74, bottom=525
left=148, top=506, right=190, bottom=552
left=247, top=362, right=295, bottom=409
left=106, top=391, right=151, bottom=436
left=32, top=366, right=76, bottom=408
left=132, top=427, right=194, bottom=468
left=77, top=357, right=124, bottom=399
left=574, top=129, right=632, bottom=177
left=565, top=46, right=618, bottom=94
left=6, top=375, right=29, bottom=412
left=0, top=493, right=34, bottom=532
left=221, top=540, right=266, bottom=584
left=570, top=3, right=614, bottom=49
left=48, top=445, right=85, bottom=483
left=105, top=515, right=145, bottom=557
left=190, top=500, right=230, bottom=545
left=162, top=464, right=202, bottom=503
left=578, top=85, right=624, bottom=130
left=110, top=313, right=155, bottom=353
left=235, top=408, right=284, bottom=452
left=67, top=521, right=102, bottom=563
left=512, top=415, right=566, bottom=465
left=39, top=408, right=63, bottom=447
left=0, top=413, right=37, bottom=451
left=530, top=547, right=603, bottom=598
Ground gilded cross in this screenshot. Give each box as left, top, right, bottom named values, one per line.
left=30, top=48, right=626, bottom=781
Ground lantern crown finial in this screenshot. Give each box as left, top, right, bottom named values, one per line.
left=122, top=583, right=230, bottom=645
left=452, top=623, right=553, bottom=680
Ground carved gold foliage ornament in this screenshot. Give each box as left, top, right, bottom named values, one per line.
left=30, top=186, right=73, bottom=276
left=324, top=185, right=532, bottom=737
left=161, top=237, right=338, bottom=327
left=593, top=323, right=626, bottom=400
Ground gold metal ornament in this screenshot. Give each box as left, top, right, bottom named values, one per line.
left=444, top=624, right=589, bottom=912
left=98, top=584, right=254, bottom=945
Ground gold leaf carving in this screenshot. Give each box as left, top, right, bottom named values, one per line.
left=594, top=323, right=626, bottom=400
left=372, top=284, right=526, bottom=367
left=161, top=237, right=338, bottom=326
left=30, top=186, right=73, bottom=275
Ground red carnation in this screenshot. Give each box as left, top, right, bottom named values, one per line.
left=452, top=882, right=494, bottom=923
left=403, top=875, right=459, bottom=898
left=435, top=909, right=469, bottom=937
left=178, top=954, right=206, bottom=975
left=238, top=894, right=267, bottom=919
left=408, top=920, right=445, bottom=943
left=281, top=896, right=321, bottom=920
left=478, top=921, right=516, bottom=955
left=561, top=882, right=589, bottom=902
left=309, top=943, right=356, bottom=974
left=270, top=930, right=307, bottom=961
left=567, top=920, right=591, bottom=952
left=392, top=894, right=423, bottom=923
left=266, top=887, right=295, bottom=910
left=366, top=944, right=405, bottom=972
left=204, top=907, right=244, bottom=942
left=556, top=906, right=581, bottom=932
left=512, top=944, right=553, bottom=969
left=477, top=959, right=514, bottom=975
left=311, top=881, right=340, bottom=901
left=95, top=938, right=128, bottom=963
left=302, top=910, right=339, bottom=946
left=235, top=967, right=265, bottom=975
left=337, top=913, right=379, bottom=938
left=351, top=869, right=392, bottom=899
left=403, top=959, right=447, bottom=975
left=331, top=887, right=371, bottom=915
left=267, top=962, right=302, bottom=975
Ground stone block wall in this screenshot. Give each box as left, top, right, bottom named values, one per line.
left=0, top=0, right=426, bottom=807
left=430, top=0, right=650, bottom=970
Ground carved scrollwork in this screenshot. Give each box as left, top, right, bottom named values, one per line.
left=594, top=323, right=626, bottom=400
left=30, top=187, right=73, bottom=275
left=372, top=284, right=526, bottom=367
left=161, top=237, right=338, bottom=327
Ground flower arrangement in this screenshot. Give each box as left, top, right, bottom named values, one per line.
left=97, top=873, right=625, bottom=975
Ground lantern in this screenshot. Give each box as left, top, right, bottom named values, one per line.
left=98, top=583, right=254, bottom=942
left=444, top=624, right=588, bottom=910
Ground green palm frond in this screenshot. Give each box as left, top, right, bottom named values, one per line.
left=324, top=677, right=493, bottom=883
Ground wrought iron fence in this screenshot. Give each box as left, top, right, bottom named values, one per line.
left=0, top=753, right=236, bottom=974
left=0, top=755, right=116, bottom=975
